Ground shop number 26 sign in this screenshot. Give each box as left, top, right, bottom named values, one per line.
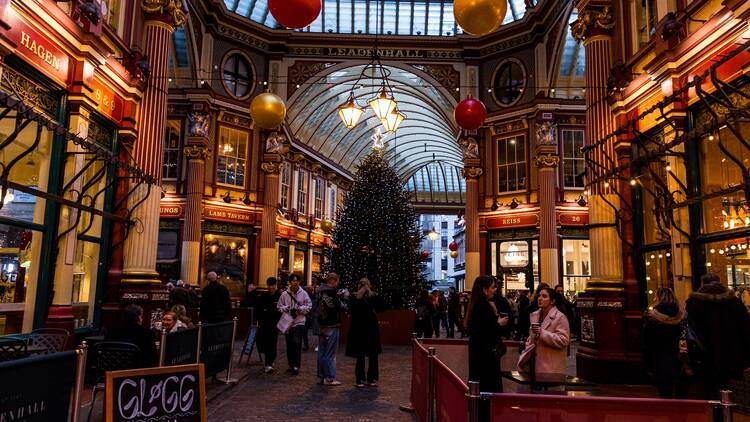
left=105, top=364, right=206, bottom=422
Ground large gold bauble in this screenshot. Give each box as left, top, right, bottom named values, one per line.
left=250, top=93, right=287, bottom=129
left=453, top=0, right=508, bottom=36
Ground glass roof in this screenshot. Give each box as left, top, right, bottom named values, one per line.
left=287, top=64, right=462, bottom=187
left=559, top=10, right=584, bottom=78
left=224, top=0, right=534, bottom=36
left=405, top=162, right=465, bottom=204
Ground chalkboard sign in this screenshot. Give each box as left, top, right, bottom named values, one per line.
left=0, top=351, right=77, bottom=422
left=105, top=364, right=206, bottom=422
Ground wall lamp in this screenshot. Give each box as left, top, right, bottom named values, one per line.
left=242, top=192, right=252, bottom=205
left=576, top=195, right=587, bottom=207
left=222, top=191, right=232, bottom=203
left=509, top=198, right=520, bottom=209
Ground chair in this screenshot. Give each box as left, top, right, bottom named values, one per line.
left=87, top=342, right=140, bottom=422
left=0, top=337, right=29, bottom=362
left=26, top=328, right=69, bottom=355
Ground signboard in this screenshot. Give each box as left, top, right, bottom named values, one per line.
left=5, top=7, right=70, bottom=84
left=105, top=364, right=206, bottom=422
left=559, top=212, right=589, bottom=226
left=90, top=77, right=124, bottom=123
left=199, top=321, right=234, bottom=377
left=162, top=328, right=199, bottom=367
left=485, top=214, right=539, bottom=230
left=277, top=224, right=297, bottom=239
left=0, top=351, right=77, bottom=421
left=204, top=205, right=254, bottom=224
left=160, top=204, right=184, bottom=218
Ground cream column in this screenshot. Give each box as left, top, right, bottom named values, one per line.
left=122, top=4, right=186, bottom=283
left=535, top=152, right=560, bottom=285
left=258, top=161, right=282, bottom=286
left=462, top=166, right=482, bottom=290
left=181, top=144, right=208, bottom=286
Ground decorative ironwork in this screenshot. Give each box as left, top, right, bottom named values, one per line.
left=287, top=61, right=338, bottom=97
left=0, top=65, right=59, bottom=117
left=410, top=64, right=460, bottom=100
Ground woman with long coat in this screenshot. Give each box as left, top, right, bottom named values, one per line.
left=642, top=287, right=687, bottom=398
left=518, top=287, right=570, bottom=375
left=346, top=278, right=385, bottom=387
left=466, top=275, right=509, bottom=393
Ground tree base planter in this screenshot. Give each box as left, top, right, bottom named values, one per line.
left=340, top=309, right=416, bottom=346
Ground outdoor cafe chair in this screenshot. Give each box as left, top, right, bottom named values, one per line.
left=87, top=341, right=140, bottom=422
left=26, top=328, right=69, bottom=355
left=0, top=337, right=29, bottom=362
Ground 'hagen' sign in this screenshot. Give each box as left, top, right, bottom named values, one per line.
left=6, top=8, right=70, bottom=83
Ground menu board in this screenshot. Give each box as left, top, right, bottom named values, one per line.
left=105, top=364, right=206, bottom=422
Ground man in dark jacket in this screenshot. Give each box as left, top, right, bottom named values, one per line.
left=105, top=304, right=158, bottom=368
left=316, top=272, right=347, bottom=385
left=169, top=280, right=194, bottom=308
left=686, top=273, right=750, bottom=400
left=200, top=271, right=232, bottom=323
left=447, top=287, right=461, bottom=338
left=257, top=277, right=282, bottom=373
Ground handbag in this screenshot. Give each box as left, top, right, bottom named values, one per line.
left=517, top=342, right=536, bottom=371
left=277, top=312, right=294, bottom=334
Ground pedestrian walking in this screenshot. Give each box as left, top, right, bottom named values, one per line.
left=200, top=271, right=232, bottom=323
left=316, top=272, right=348, bottom=386
left=258, top=277, right=282, bottom=373
left=346, top=278, right=385, bottom=388
left=415, top=289, right=435, bottom=338
left=518, top=286, right=570, bottom=376
left=642, top=287, right=688, bottom=398
left=277, top=274, right=312, bottom=375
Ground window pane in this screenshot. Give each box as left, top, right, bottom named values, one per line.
left=201, top=233, right=248, bottom=296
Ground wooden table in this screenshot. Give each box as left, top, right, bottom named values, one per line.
left=501, top=370, right=595, bottom=393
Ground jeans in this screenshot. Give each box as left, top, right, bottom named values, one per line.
left=285, top=325, right=305, bottom=369
left=355, top=354, right=379, bottom=383
left=316, top=327, right=339, bottom=380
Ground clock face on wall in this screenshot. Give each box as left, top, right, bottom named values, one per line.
left=492, top=60, right=525, bottom=106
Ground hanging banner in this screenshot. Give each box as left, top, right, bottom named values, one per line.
left=105, top=364, right=206, bottom=422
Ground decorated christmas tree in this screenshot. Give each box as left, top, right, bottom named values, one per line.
left=327, top=149, right=425, bottom=309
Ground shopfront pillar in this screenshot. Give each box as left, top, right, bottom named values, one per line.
left=535, top=140, right=560, bottom=286
left=462, top=165, right=482, bottom=290
left=181, top=111, right=210, bottom=286
left=122, top=2, right=186, bottom=284
left=259, top=159, right=282, bottom=287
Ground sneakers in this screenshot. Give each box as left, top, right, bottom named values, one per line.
left=264, top=366, right=275, bottom=374
left=355, top=381, right=366, bottom=388
left=366, top=381, right=378, bottom=387
left=323, top=379, right=342, bottom=386
left=291, top=367, right=300, bottom=375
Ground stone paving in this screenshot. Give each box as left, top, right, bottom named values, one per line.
left=207, top=338, right=417, bottom=422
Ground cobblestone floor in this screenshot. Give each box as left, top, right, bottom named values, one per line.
left=207, top=338, right=417, bottom=422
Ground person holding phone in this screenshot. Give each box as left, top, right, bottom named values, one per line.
left=492, top=281, right=514, bottom=339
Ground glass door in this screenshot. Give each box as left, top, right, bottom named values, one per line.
left=492, top=239, right=538, bottom=294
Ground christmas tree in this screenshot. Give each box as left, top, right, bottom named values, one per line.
left=328, top=149, right=426, bottom=309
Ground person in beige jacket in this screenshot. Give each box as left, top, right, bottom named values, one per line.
left=518, top=286, right=570, bottom=375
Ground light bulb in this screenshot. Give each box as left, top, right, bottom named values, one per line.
left=2, top=190, right=14, bottom=205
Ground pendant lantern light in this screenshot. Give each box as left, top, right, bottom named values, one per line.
left=368, top=86, right=397, bottom=120
left=338, top=97, right=364, bottom=129
left=381, top=108, right=406, bottom=133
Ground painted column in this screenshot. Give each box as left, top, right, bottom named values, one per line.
left=122, top=3, right=186, bottom=283
left=462, top=166, right=483, bottom=290
left=259, top=160, right=282, bottom=287
left=181, top=140, right=209, bottom=286
left=535, top=136, right=560, bottom=286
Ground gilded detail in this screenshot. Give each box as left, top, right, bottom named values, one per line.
left=142, top=0, right=187, bottom=27
left=461, top=167, right=483, bottom=179
left=261, top=162, right=282, bottom=174
left=183, top=145, right=209, bottom=160
left=534, top=154, right=560, bottom=168
left=571, top=6, right=615, bottom=41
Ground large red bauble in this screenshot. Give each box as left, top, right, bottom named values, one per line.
left=454, top=97, right=487, bottom=130
left=449, top=241, right=458, bottom=252
left=269, top=0, right=322, bottom=29
left=421, top=250, right=430, bottom=259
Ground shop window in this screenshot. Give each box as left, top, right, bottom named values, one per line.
left=92, top=0, right=121, bottom=32
left=499, top=240, right=530, bottom=268
left=704, top=240, right=750, bottom=290
left=163, top=120, right=181, bottom=181
left=157, top=230, right=180, bottom=261
left=280, top=163, right=291, bottom=209
left=313, top=177, right=324, bottom=220
left=201, top=233, right=248, bottom=297
left=278, top=242, right=289, bottom=274
left=492, top=59, right=525, bottom=106
left=297, top=169, right=308, bottom=215
left=312, top=251, right=322, bottom=275
left=217, top=126, right=248, bottom=187
left=561, top=239, right=590, bottom=293
left=293, top=248, right=307, bottom=278
left=635, top=0, right=657, bottom=47
left=562, top=129, right=585, bottom=188
left=0, top=225, right=37, bottom=308
left=497, top=135, right=527, bottom=193
left=71, top=240, right=100, bottom=304
left=222, top=53, right=254, bottom=98
left=644, top=249, right=673, bottom=305
left=327, top=183, right=337, bottom=220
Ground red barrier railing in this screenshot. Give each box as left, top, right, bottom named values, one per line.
left=488, top=393, right=714, bottom=422
left=411, top=338, right=430, bottom=422
left=434, top=357, right=468, bottom=422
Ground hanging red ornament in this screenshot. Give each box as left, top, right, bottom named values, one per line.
left=269, top=0, right=322, bottom=29
left=421, top=250, right=430, bottom=259
left=449, top=241, right=458, bottom=252
left=454, top=96, right=487, bottom=131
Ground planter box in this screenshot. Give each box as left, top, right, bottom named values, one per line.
left=340, top=309, right=416, bottom=346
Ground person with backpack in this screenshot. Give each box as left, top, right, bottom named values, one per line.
left=316, top=272, right=348, bottom=386
left=277, top=274, right=312, bottom=375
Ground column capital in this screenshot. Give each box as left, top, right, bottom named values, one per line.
left=571, top=5, right=615, bottom=42
left=261, top=162, right=283, bottom=174
left=535, top=153, right=560, bottom=168
left=461, top=167, right=483, bottom=179
left=142, top=0, right=187, bottom=28
left=184, top=145, right=209, bottom=160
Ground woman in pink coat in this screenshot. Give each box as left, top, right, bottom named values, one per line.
left=518, top=287, right=570, bottom=375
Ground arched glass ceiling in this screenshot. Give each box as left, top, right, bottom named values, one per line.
left=287, top=64, right=462, bottom=182
left=559, top=10, right=584, bottom=78
left=224, top=0, right=535, bottom=36
left=405, top=162, right=465, bottom=204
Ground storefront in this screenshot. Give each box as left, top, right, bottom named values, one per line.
left=484, top=213, right=540, bottom=293
left=558, top=209, right=590, bottom=295
left=157, top=203, right=184, bottom=283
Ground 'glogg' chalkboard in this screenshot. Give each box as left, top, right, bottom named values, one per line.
left=105, top=364, right=206, bottom=422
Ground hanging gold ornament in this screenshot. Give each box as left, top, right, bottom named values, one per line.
left=450, top=250, right=459, bottom=259
left=250, top=93, right=287, bottom=129
left=453, top=0, right=508, bottom=36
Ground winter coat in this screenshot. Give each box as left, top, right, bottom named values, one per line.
left=686, top=282, right=750, bottom=384
left=277, top=288, right=313, bottom=327
left=468, top=298, right=503, bottom=392
left=257, top=290, right=282, bottom=329
left=492, top=294, right=514, bottom=338
left=200, top=281, right=231, bottom=323
left=642, top=302, right=684, bottom=387
left=522, top=307, right=570, bottom=375
left=317, top=284, right=345, bottom=328
left=345, top=295, right=384, bottom=357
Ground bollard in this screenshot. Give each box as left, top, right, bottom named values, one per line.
left=720, top=390, right=735, bottom=422
left=467, top=381, right=481, bottom=422
left=196, top=322, right=203, bottom=364
left=427, top=347, right=437, bottom=422
left=225, top=317, right=239, bottom=384
left=71, top=341, right=88, bottom=422
left=158, top=329, right=167, bottom=367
